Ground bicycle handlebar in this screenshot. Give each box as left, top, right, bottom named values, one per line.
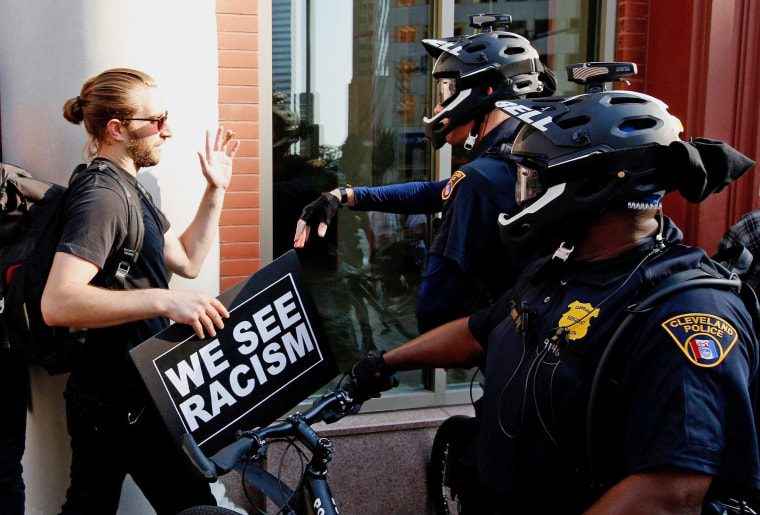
left=239, top=387, right=358, bottom=442
left=184, top=388, right=361, bottom=481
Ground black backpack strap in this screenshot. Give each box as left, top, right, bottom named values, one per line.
left=70, top=162, right=144, bottom=288
left=713, top=244, right=754, bottom=280
left=586, top=267, right=743, bottom=496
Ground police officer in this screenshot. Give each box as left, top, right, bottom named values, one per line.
left=294, top=14, right=556, bottom=333
left=339, top=89, right=760, bottom=513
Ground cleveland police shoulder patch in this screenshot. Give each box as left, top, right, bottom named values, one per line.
left=442, top=170, right=466, bottom=200
left=661, top=313, right=738, bottom=367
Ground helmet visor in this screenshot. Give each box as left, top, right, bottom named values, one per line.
left=435, top=77, right=459, bottom=107
left=516, top=162, right=544, bottom=206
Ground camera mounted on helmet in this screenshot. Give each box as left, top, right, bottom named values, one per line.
left=470, top=13, right=513, bottom=32
left=421, top=14, right=556, bottom=150
left=495, top=65, right=755, bottom=260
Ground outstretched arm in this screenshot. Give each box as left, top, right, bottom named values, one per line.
left=164, top=127, right=240, bottom=278
left=294, top=180, right=447, bottom=248
left=337, top=316, right=484, bottom=402
left=383, top=317, right=484, bottom=371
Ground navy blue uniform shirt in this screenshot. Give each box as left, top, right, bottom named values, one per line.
left=469, top=217, right=760, bottom=512
left=352, top=117, right=523, bottom=332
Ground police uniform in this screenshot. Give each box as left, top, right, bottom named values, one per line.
left=352, top=117, right=523, bottom=332
left=468, top=217, right=760, bottom=513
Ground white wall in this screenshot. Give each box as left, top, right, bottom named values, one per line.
left=0, top=1, right=220, bottom=513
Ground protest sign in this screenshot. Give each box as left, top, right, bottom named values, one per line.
left=130, top=250, right=338, bottom=455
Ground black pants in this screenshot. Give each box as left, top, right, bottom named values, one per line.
left=0, top=349, right=28, bottom=515
left=59, top=383, right=216, bottom=515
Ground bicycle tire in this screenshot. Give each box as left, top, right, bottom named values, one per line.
left=176, top=506, right=242, bottom=515
left=429, top=415, right=475, bottom=515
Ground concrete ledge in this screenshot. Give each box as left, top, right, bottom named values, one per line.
left=222, top=404, right=476, bottom=514
left=312, top=404, right=476, bottom=436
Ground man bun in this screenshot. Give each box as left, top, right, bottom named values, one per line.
left=62, top=96, right=84, bottom=125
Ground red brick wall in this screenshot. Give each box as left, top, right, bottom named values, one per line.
left=615, top=0, right=648, bottom=91
left=216, top=0, right=261, bottom=291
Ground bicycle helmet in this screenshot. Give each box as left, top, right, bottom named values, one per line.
left=422, top=14, right=556, bottom=150
left=496, top=90, right=684, bottom=257
left=273, top=92, right=300, bottom=152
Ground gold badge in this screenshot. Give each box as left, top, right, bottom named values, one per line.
left=661, top=313, right=738, bottom=367
left=442, top=171, right=466, bottom=200
left=559, top=301, right=599, bottom=340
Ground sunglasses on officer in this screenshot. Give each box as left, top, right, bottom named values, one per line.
left=435, top=77, right=459, bottom=107
left=515, top=158, right=546, bottom=207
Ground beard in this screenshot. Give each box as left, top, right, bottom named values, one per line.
left=126, top=130, right=161, bottom=169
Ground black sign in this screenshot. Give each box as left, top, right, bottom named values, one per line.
left=130, top=250, right=337, bottom=455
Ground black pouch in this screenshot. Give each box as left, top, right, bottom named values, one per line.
left=64, top=381, right=143, bottom=435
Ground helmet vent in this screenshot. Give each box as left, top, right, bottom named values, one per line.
left=609, top=96, right=646, bottom=105
left=505, top=47, right=526, bottom=55
left=466, top=44, right=488, bottom=54
left=619, top=118, right=657, bottom=132
left=556, top=116, right=590, bottom=129
left=564, top=97, right=585, bottom=107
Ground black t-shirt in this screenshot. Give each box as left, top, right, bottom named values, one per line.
left=57, top=158, right=171, bottom=403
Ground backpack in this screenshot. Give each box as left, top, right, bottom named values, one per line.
left=586, top=256, right=760, bottom=513
left=0, top=160, right=144, bottom=375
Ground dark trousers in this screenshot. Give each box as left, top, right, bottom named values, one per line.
left=0, top=349, right=28, bottom=515
left=59, top=383, right=216, bottom=515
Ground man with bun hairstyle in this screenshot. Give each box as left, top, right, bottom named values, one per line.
left=337, top=88, right=760, bottom=513
left=41, top=68, right=239, bottom=514
left=295, top=14, right=556, bottom=333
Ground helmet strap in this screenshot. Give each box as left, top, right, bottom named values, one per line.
left=552, top=242, right=575, bottom=262
left=464, top=128, right=478, bottom=151
left=464, top=114, right=485, bottom=151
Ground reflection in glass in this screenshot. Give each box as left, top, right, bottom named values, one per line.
left=272, top=0, right=434, bottom=393
left=271, top=0, right=599, bottom=398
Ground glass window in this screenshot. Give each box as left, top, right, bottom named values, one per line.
left=271, top=0, right=601, bottom=405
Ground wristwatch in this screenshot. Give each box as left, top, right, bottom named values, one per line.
left=338, top=186, right=348, bottom=206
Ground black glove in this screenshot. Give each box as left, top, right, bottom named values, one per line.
left=338, top=350, right=399, bottom=403
left=299, top=191, right=342, bottom=229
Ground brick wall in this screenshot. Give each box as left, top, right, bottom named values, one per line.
left=216, top=0, right=261, bottom=292
left=616, top=0, right=648, bottom=91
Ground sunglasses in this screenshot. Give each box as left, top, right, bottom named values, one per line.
left=435, top=77, right=459, bottom=107
left=120, top=111, right=169, bottom=131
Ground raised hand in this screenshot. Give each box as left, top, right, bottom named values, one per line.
left=197, top=127, right=240, bottom=190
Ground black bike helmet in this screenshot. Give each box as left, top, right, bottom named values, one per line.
left=496, top=90, right=684, bottom=256
left=422, top=14, right=556, bottom=150
left=273, top=92, right=301, bottom=152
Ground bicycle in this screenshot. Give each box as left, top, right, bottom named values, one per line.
left=177, top=387, right=361, bottom=515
